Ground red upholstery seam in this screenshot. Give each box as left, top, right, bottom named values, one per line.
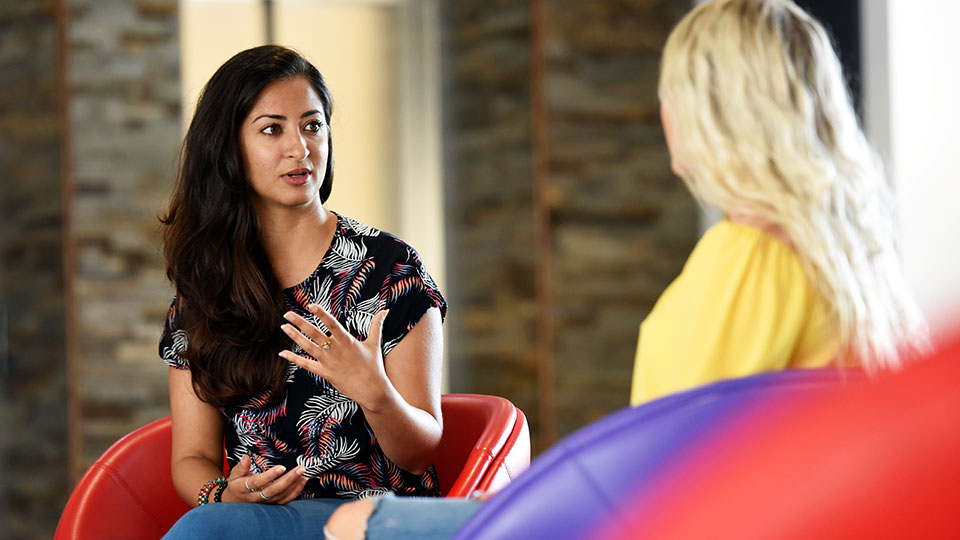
left=89, top=462, right=167, bottom=533
left=474, top=449, right=495, bottom=461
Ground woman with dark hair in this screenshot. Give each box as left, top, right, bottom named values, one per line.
left=158, top=45, right=445, bottom=538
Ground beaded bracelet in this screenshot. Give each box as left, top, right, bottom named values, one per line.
left=197, top=476, right=227, bottom=506
left=213, top=478, right=228, bottom=503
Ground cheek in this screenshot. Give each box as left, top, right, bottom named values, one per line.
left=660, top=103, right=686, bottom=177
left=660, top=103, right=675, bottom=153
left=313, top=138, right=330, bottom=165
left=239, top=134, right=257, bottom=175
left=244, top=145, right=274, bottom=176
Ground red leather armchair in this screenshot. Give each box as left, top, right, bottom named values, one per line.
left=434, top=394, right=530, bottom=497
left=55, top=393, right=530, bottom=540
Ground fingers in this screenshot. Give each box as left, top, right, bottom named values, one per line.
left=271, top=468, right=309, bottom=505
left=282, top=304, right=387, bottom=348
left=281, top=321, right=325, bottom=360
left=282, top=311, right=332, bottom=348
left=228, top=454, right=251, bottom=480
left=225, top=457, right=308, bottom=505
left=365, top=309, right=389, bottom=345
left=223, top=458, right=281, bottom=503
left=280, top=348, right=326, bottom=378
left=279, top=305, right=388, bottom=384
left=305, top=303, right=350, bottom=339
left=255, top=465, right=308, bottom=505
left=246, top=463, right=288, bottom=492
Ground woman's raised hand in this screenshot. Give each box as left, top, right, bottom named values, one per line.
left=279, top=303, right=390, bottom=410
left=223, top=455, right=307, bottom=505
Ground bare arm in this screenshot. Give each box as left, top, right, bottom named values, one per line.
left=281, top=305, right=443, bottom=474
left=168, top=367, right=308, bottom=505
left=366, top=307, right=444, bottom=473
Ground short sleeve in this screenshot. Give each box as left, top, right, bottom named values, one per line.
left=159, top=296, right=190, bottom=370
left=629, top=221, right=831, bottom=405
left=378, top=243, right=447, bottom=357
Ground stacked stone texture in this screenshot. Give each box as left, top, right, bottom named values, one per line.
left=441, top=0, right=543, bottom=444
left=442, top=0, right=696, bottom=449
left=67, top=0, right=180, bottom=469
left=545, top=0, right=696, bottom=437
left=0, top=2, right=69, bottom=538
left=2, top=0, right=181, bottom=536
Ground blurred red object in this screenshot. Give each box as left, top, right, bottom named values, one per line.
left=596, top=333, right=960, bottom=540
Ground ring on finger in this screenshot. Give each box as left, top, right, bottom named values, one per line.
left=320, top=339, right=333, bottom=350
left=244, top=479, right=257, bottom=493
left=258, top=490, right=271, bottom=503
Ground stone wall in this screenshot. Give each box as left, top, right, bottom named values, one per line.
left=545, top=0, right=696, bottom=437
left=440, top=0, right=543, bottom=442
left=0, top=0, right=180, bottom=536
left=67, top=0, right=181, bottom=470
left=0, top=1, right=69, bottom=537
left=441, top=0, right=697, bottom=449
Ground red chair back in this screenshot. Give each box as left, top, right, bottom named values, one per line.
left=436, top=394, right=530, bottom=496
left=477, top=408, right=530, bottom=494
left=55, top=394, right=529, bottom=539
left=54, top=416, right=188, bottom=540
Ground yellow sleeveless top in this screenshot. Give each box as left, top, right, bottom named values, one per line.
left=630, top=221, right=840, bottom=405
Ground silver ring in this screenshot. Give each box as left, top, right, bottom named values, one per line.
left=258, top=490, right=271, bottom=503
left=244, top=478, right=257, bottom=493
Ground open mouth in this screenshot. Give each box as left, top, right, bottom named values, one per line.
left=284, top=168, right=310, bottom=179
left=282, top=168, right=312, bottom=185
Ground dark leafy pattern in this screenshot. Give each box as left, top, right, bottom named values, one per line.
left=159, top=212, right=446, bottom=499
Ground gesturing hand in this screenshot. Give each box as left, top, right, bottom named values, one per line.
left=279, top=303, right=390, bottom=409
left=224, top=455, right=306, bottom=505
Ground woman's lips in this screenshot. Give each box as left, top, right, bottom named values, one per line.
left=283, top=168, right=311, bottom=186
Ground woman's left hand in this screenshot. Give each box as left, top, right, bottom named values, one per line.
left=279, top=304, right=390, bottom=409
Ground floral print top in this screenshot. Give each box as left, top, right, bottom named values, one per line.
left=159, top=212, right=446, bottom=499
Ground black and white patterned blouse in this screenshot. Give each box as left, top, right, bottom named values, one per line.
left=159, top=212, right=446, bottom=499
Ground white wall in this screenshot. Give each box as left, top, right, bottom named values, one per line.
left=863, top=0, right=960, bottom=338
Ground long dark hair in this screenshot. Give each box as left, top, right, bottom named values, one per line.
left=161, top=45, right=334, bottom=406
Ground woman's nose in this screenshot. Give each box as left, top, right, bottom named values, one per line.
left=285, top=132, right=310, bottom=160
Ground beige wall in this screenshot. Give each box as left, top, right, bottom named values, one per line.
left=273, top=3, right=400, bottom=234
left=180, top=1, right=265, bottom=124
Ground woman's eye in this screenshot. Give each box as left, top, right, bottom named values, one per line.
left=304, top=120, right=325, bottom=133
left=260, top=124, right=281, bottom=135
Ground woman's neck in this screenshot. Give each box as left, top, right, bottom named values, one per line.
left=727, top=213, right=795, bottom=249
left=257, top=201, right=337, bottom=288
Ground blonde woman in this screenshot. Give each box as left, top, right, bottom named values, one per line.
left=630, top=0, right=927, bottom=404
left=321, top=1, right=929, bottom=538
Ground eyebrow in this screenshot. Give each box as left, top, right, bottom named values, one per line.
left=251, top=110, right=323, bottom=123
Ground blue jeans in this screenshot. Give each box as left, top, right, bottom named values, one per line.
left=363, top=494, right=482, bottom=540
left=163, top=499, right=349, bottom=540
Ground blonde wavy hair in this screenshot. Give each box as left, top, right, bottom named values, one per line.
left=659, top=0, right=927, bottom=372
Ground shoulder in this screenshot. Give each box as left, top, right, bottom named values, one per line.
left=334, top=212, right=425, bottom=267
left=631, top=221, right=820, bottom=403
left=159, top=295, right=190, bottom=370
left=660, top=220, right=813, bottom=332
left=685, top=220, right=807, bottom=287
left=648, top=220, right=820, bottom=348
